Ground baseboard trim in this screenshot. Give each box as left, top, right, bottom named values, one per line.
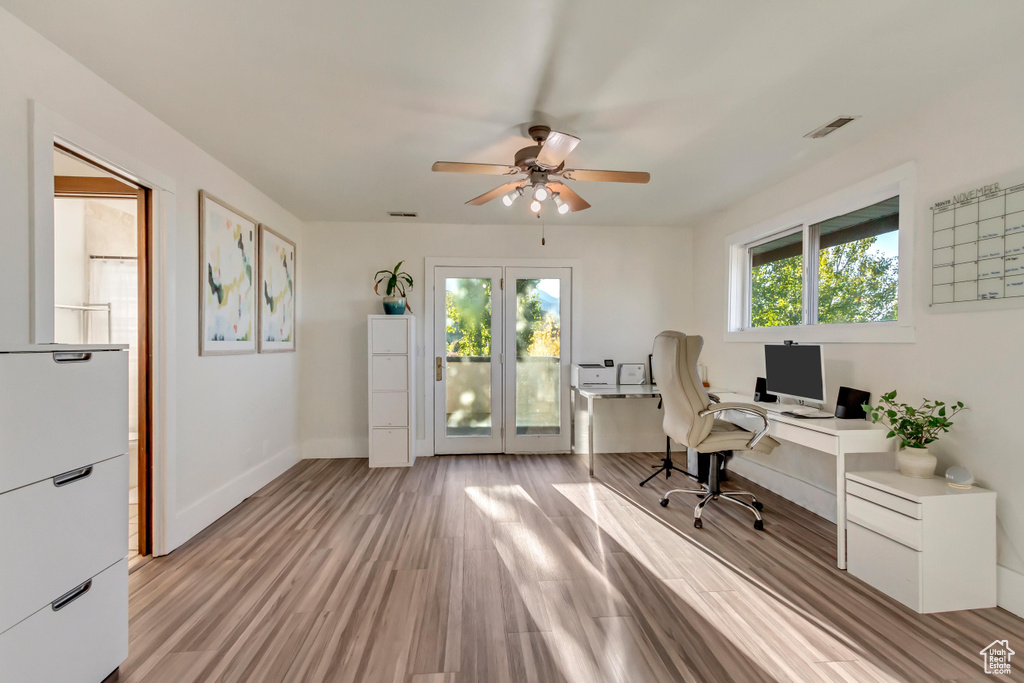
left=302, top=437, right=366, bottom=459
left=727, top=455, right=837, bottom=523
left=170, top=445, right=300, bottom=550
left=998, top=565, right=1024, bottom=618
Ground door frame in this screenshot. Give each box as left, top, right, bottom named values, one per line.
left=422, top=257, right=581, bottom=457
left=54, top=165, right=153, bottom=557
left=30, top=102, right=175, bottom=556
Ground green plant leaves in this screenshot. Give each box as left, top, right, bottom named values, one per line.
left=864, top=391, right=966, bottom=447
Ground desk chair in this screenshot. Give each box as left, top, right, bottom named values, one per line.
left=651, top=331, right=779, bottom=530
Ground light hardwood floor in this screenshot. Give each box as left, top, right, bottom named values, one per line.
left=119, top=454, right=1022, bottom=682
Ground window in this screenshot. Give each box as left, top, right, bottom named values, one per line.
left=744, top=196, right=900, bottom=328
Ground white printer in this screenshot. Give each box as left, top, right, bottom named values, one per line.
left=571, top=363, right=616, bottom=388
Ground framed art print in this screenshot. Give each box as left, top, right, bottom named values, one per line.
left=199, top=191, right=258, bottom=355
left=258, top=224, right=296, bottom=352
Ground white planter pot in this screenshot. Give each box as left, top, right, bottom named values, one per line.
left=897, top=446, right=937, bottom=478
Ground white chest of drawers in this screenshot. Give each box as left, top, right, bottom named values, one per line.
left=846, top=470, right=996, bottom=613
left=0, top=346, right=129, bottom=682
left=367, top=316, right=415, bottom=467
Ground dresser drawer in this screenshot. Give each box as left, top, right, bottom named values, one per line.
left=371, top=355, right=409, bottom=391
left=371, top=318, right=409, bottom=354
left=847, top=494, right=923, bottom=551
left=371, top=392, right=408, bottom=427
left=0, top=558, right=128, bottom=683
left=848, top=522, right=921, bottom=611
left=371, top=428, right=410, bottom=467
left=0, top=454, right=127, bottom=633
left=0, top=350, right=128, bottom=494
left=847, top=480, right=922, bottom=519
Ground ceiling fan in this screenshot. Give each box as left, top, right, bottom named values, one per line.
left=432, top=125, right=650, bottom=214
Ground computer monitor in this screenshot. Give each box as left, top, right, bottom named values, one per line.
left=764, top=344, right=826, bottom=405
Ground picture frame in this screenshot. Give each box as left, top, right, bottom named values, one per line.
left=198, top=191, right=258, bottom=355
left=257, top=224, right=297, bottom=353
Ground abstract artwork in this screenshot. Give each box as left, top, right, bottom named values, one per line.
left=199, top=191, right=258, bottom=355
left=258, top=224, right=296, bottom=352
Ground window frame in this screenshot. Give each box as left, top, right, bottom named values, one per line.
left=726, top=163, right=916, bottom=344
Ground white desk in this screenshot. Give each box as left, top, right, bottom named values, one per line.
left=570, top=384, right=661, bottom=477
left=714, top=392, right=895, bottom=569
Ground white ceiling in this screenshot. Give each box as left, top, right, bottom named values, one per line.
left=7, top=1, right=1024, bottom=226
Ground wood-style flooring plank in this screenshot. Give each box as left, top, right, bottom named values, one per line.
left=117, top=453, right=1024, bottom=682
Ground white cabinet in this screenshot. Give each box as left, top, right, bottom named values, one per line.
left=368, top=316, right=414, bottom=467
left=846, top=470, right=996, bottom=613
left=0, top=346, right=129, bottom=681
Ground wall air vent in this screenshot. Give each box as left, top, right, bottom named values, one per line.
left=387, top=211, right=418, bottom=218
left=804, top=116, right=860, bottom=139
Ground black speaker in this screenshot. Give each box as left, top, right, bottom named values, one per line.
left=753, top=377, right=777, bottom=403
left=835, top=386, right=870, bottom=420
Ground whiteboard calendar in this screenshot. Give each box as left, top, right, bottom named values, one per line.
left=931, top=178, right=1024, bottom=304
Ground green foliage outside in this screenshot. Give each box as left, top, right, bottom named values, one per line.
left=445, top=279, right=559, bottom=357
left=751, top=236, right=898, bottom=327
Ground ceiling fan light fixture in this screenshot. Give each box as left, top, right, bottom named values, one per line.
left=530, top=199, right=542, bottom=213
left=553, top=193, right=570, bottom=214
left=502, top=187, right=523, bottom=207
left=532, top=183, right=549, bottom=202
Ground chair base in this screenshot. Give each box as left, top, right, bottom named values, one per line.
left=658, top=451, right=765, bottom=531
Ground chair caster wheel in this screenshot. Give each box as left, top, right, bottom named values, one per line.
left=754, top=520, right=764, bottom=531
left=694, top=518, right=703, bottom=529
left=659, top=498, right=669, bottom=507
left=753, top=501, right=764, bottom=511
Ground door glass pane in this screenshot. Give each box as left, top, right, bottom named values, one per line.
left=445, top=278, right=492, bottom=437
left=515, top=279, right=560, bottom=435
left=749, top=231, right=803, bottom=327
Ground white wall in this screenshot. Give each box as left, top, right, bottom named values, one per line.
left=300, top=222, right=693, bottom=460
left=0, top=8, right=303, bottom=552
left=689, top=53, right=1024, bottom=604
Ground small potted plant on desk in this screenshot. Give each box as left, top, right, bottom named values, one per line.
left=374, top=261, right=413, bottom=315
left=863, top=391, right=966, bottom=478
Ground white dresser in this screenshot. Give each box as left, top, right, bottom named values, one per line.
left=0, top=346, right=129, bottom=682
left=846, top=470, right=996, bottom=613
left=367, top=316, right=415, bottom=467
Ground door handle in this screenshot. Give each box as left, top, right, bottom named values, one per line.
left=435, top=356, right=443, bottom=381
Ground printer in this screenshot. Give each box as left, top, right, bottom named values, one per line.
left=571, top=363, right=616, bottom=388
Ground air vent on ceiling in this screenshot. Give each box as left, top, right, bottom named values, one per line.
left=804, top=116, right=859, bottom=139
left=387, top=211, right=418, bottom=218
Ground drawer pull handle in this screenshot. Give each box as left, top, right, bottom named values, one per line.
left=52, top=579, right=92, bottom=611
left=52, top=352, right=93, bottom=364
left=53, top=465, right=93, bottom=487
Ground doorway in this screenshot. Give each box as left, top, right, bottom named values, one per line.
left=433, top=264, right=572, bottom=454
left=52, top=145, right=153, bottom=567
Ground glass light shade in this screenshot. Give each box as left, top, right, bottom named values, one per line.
left=553, top=194, right=570, bottom=214
left=502, top=187, right=522, bottom=207
left=530, top=199, right=542, bottom=213
left=532, top=184, right=549, bottom=202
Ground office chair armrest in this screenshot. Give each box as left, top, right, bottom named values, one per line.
left=698, top=403, right=771, bottom=449
left=707, top=392, right=720, bottom=403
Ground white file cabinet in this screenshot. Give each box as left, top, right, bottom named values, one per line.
left=0, top=346, right=129, bottom=683
left=846, top=470, right=996, bottom=613
left=368, top=316, right=415, bottom=467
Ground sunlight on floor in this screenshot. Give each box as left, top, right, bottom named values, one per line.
left=553, top=481, right=899, bottom=682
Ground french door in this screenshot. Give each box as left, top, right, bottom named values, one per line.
left=433, top=265, right=571, bottom=454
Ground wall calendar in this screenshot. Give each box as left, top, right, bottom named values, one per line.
left=931, top=177, right=1024, bottom=304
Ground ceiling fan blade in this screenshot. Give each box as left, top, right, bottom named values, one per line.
left=465, top=180, right=527, bottom=206
left=561, top=169, right=650, bottom=184
left=536, top=131, right=581, bottom=169
left=548, top=181, right=591, bottom=212
left=432, top=161, right=518, bottom=175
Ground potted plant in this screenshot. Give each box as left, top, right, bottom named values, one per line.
left=863, top=391, right=966, bottom=478
left=373, top=261, right=413, bottom=315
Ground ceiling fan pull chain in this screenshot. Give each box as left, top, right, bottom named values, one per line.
left=541, top=217, right=546, bottom=246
